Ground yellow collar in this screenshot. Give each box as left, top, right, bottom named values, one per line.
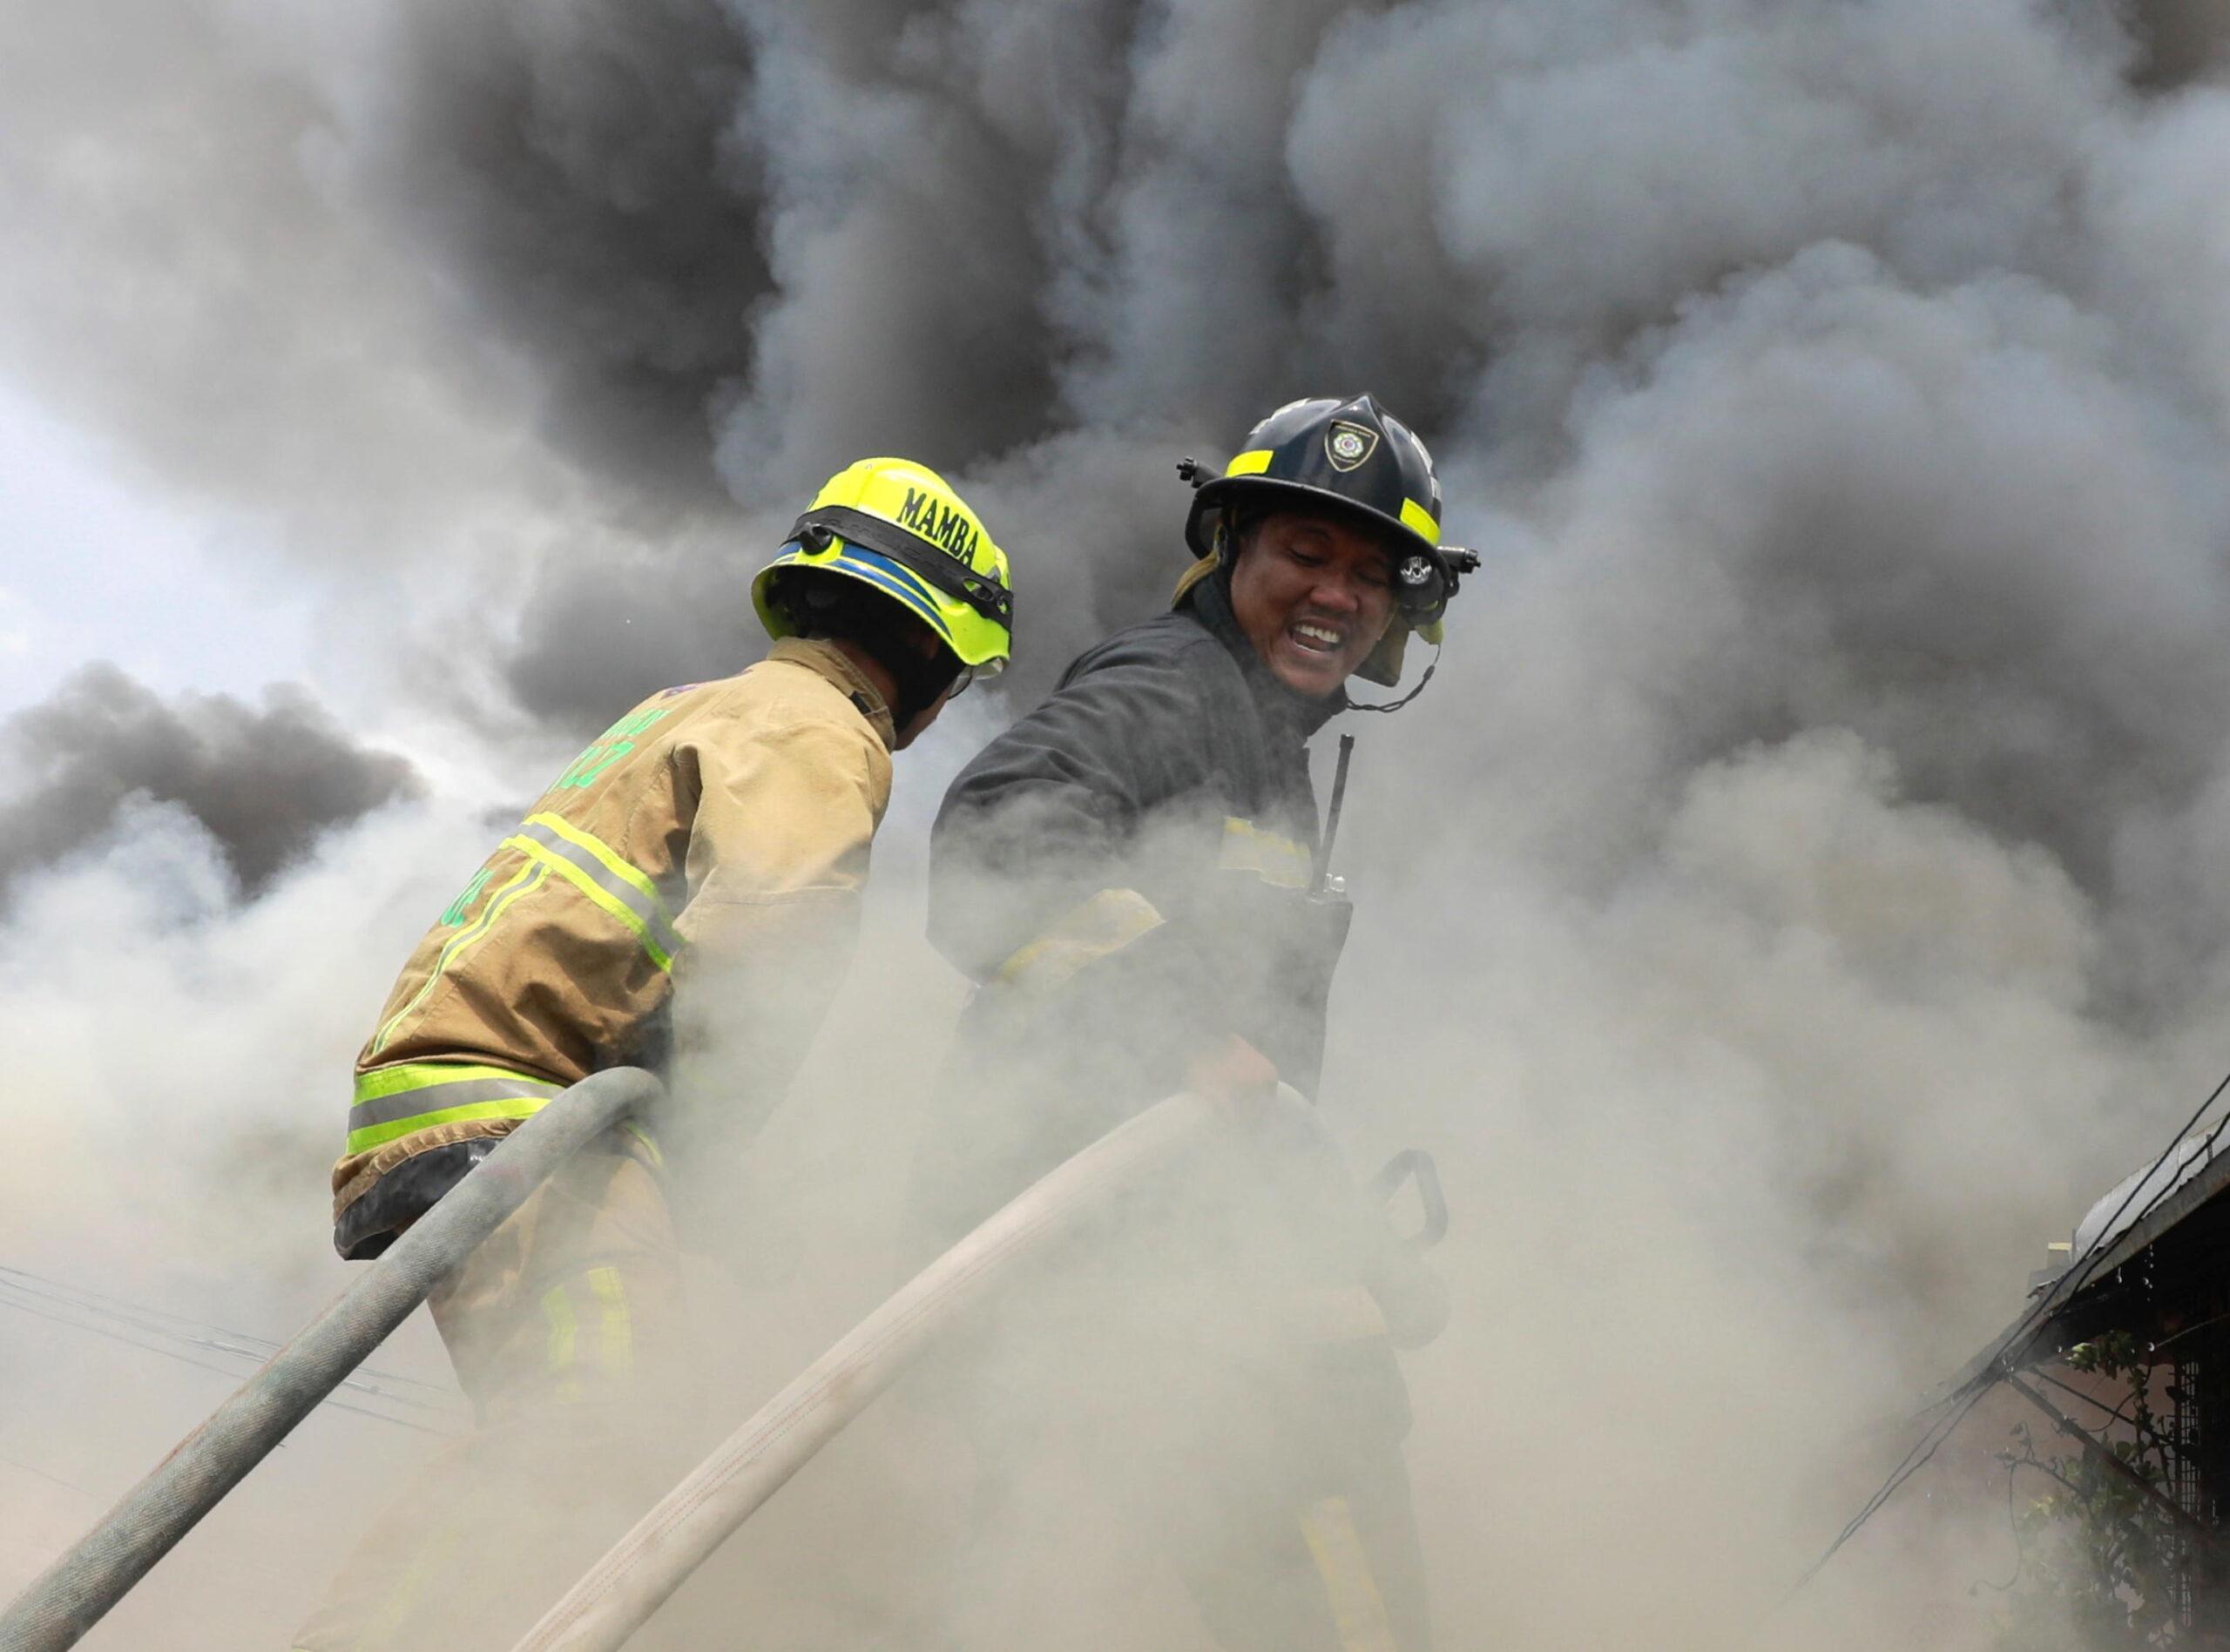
left=767, top=637, right=899, bottom=750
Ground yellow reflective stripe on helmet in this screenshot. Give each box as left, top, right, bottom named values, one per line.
left=994, top=887, right=1166, bottom=994
left=1399, top=497, right=1440, bottom=543
left=825, top=549, right=949, bottom=636
left=507, top=814, right=682, bottom=971
left=1225, top=448, right=1274, bottom=476
left=369, top=858, right=547, bottom=1057
left=1298, top=1496, right=1401, bottom=1652
left=345, top=1062, right=563, bottom=1155
left=1218, top=817, right=1313, bottom=889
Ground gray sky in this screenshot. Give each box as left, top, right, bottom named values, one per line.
left=0, top=384, right=315, bottom=718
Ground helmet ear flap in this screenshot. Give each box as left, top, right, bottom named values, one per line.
left=1355, top=623, right=1409, bottom=688
left=762, top=564, right=841, bottom=636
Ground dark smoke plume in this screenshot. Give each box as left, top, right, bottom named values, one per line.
left=0, top=665, right=421, bottom=903
left=12, top=3, right=2230, bottom=1638
left=368, top=0, right=768, bottom=502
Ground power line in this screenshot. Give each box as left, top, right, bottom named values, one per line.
left=0, top=1448, right=101, bottom=1505
left=0, top=1276, right=463, bottom=1420
left=0, top=1291, right=456, bottom=1438
left=0, top=1264, right=456, bottom=1399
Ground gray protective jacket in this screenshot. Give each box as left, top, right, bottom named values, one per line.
left=921, top=564, right=1359, bottom=1254
left=929, top=565, right=1353, bottom=1090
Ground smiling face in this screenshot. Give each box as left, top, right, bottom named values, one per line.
left=1226, top=509, right=1398, bottom=697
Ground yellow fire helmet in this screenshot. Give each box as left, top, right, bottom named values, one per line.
left=753, top=457, right=1014, bottom=674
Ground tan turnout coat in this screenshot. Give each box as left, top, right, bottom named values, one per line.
left=330, top=638, right=895, bottom=1251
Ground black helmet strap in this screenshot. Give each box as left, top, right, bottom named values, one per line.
left=1345, top=638, right=1442, bottom=716
left=789, top=504, right=1013, bottom=630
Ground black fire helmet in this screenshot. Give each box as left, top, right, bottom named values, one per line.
left=1179, top=394, right=1477, bottom=686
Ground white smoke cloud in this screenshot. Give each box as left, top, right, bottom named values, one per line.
left=9, top=0, right=2230, bottom=1644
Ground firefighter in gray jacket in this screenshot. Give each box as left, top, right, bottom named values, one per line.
left=921, top=394, right=1469, bottom=1652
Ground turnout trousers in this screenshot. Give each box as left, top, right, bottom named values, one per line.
left=294, top=1135, right=695, bottom=1651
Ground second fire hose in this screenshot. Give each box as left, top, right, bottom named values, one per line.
left=510, top=1082, right=1337, bottom=1652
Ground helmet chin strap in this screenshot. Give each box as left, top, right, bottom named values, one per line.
left=1344, top=638, right=1442, bottom=715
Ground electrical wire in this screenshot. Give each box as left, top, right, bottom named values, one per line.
left=1795, top=1062, right=2230, bottom=1590
left=0, top=1264, right=456, bottom=1399
left=0, top=1291, right=456, bottom=1437
left=0, top=1265, right=463, bottom=1419
left=0, top=1449, right=102, bottom=1505
left=1977, top=1460, right=2026, bottom=1595
left=2150, top=1308, right=2230, bottom=1358
left=0, top=1277, right=463, bottom=1421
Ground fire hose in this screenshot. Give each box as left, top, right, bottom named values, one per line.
left=510, top=1082, right=1440, bottom=1652
left=0, top=1065, right=662, bottom=1652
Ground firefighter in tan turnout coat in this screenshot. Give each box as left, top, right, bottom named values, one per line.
left=296, top=458, right=1014, bottom=1652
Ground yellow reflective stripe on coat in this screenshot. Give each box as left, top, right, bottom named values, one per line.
left=1218, top=817, right=1313, bottom=889
left=994, top=887, right=1166, bottom=994
left=1299, top=1496, right=1401, bottom=1652
left=345, top=1062, right=564, bottom=1155
left=368, top=859, right=547, bottom=1057
left=506, top=812, right=684, bottom=970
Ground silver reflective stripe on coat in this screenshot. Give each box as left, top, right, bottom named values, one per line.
left=510, top=816, right=686, bottom=968
left=348, top=1070, right=565, bottom=1135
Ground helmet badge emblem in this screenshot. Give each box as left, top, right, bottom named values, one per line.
left=1326, top=421, right=1378, bottom=472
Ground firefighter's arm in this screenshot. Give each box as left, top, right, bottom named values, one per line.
left=667, top=711, right=889, bottom=1139
left=928, top=647, right=1213, bottom=982
left=929, top=647, right=1267, bottom=1088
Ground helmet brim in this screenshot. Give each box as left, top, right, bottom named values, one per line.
left=753, top=544, right=1012, bottom=671
left=1189, top=475, right=1432, bottom=563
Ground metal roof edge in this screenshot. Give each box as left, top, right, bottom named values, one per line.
left=1942, top=1143, right=2230, bottom=1396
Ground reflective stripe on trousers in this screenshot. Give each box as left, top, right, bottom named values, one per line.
left=1300, top=1495, right=1402, bottom=1652
left=542, top=1264, right=635, bottom=1404
left=292, top=1138, right=690, bottom=1650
